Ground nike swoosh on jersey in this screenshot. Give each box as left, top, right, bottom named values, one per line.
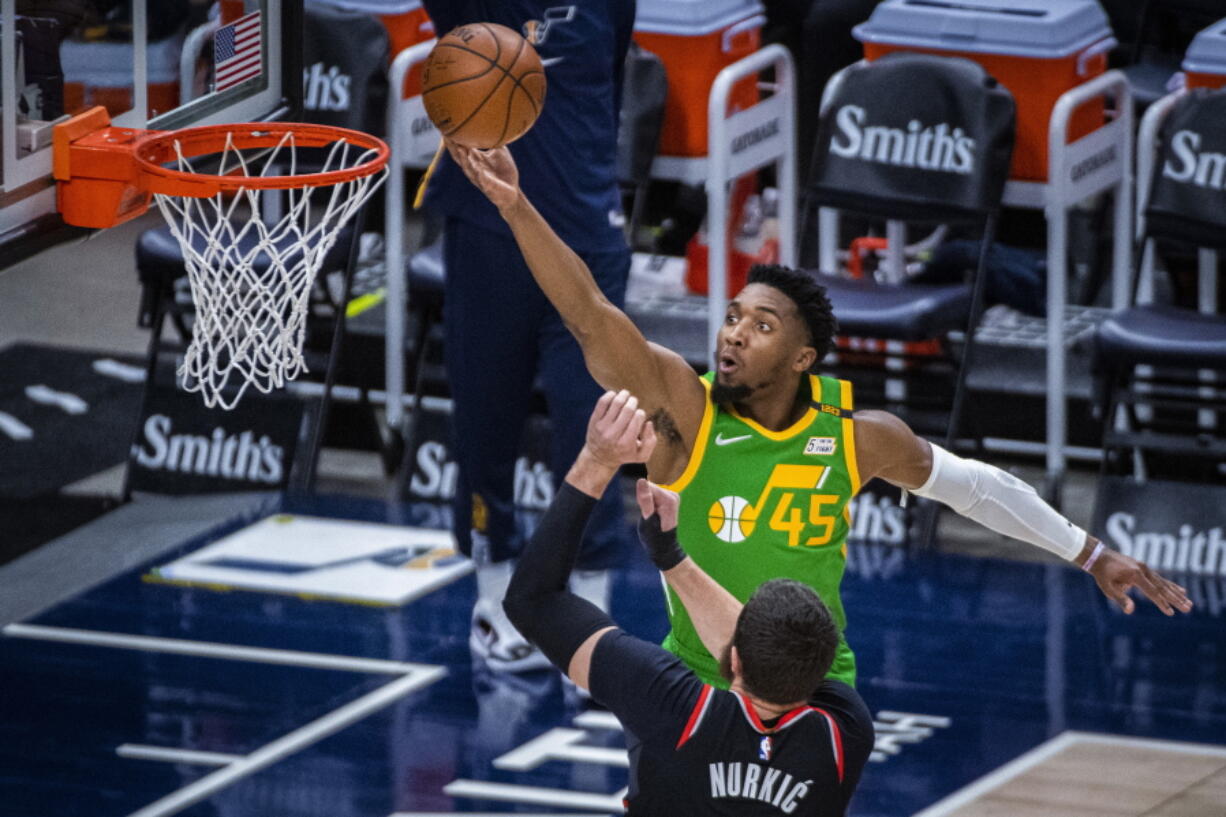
left=714, top=433, right=753, bottom=446
left=541, top=56, right=565, bottom=67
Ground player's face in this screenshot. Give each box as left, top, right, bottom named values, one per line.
left=714, top=284, right=810, bottom=395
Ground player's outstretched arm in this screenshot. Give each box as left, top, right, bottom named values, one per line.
left=444, top=142, right=705, bottom=439
left=636, top=480, right=744, bottom=657
left=503, top=390, right=656, bottom=690
left=854, top=410, right=1194, bottom=616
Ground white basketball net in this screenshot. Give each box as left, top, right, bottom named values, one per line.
left=153, top=131, right=387, bottom=410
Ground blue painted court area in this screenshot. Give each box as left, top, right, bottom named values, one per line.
left=2, top=494, right=1223, bottom=817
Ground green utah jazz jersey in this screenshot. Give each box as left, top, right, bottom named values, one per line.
left=662, top=373, right=860, bottom=688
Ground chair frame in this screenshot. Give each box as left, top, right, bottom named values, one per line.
left=1096, top=86, right=1226, bottom=485
left=814, top=62, right=1134, bottom=503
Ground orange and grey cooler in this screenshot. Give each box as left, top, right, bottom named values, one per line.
left=633, top=1, right=767, bottom=294
left=62, top=34, right=182, bottom=120
left=1183, top=18, right=1226, bottom=91
left=633, top=0, right=765, bottom=158
left=854, top=0, right=1116, bottom=181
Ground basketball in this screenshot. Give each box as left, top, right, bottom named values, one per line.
left=421, top=23, right=547, bottom=150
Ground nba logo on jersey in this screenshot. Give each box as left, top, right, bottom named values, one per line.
left=804, top=436, right=837, bottom=456
left=759, top=735, right=773, bottom=761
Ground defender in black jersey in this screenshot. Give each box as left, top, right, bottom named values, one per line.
left=504, top=390, right=874, bottom=816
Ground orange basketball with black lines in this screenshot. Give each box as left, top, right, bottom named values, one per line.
left=421, top=23, right=546, bottom=149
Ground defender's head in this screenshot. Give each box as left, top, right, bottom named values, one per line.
left=719, top=578, right=839, bottom=706
left=713, top=265, right=838, bottom=405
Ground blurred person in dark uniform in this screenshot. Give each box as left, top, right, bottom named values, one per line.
left=419, top=1, right=636, bottom=672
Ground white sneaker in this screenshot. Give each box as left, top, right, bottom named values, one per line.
left=470, top=560, right=551, bottom=673
left=470, top=597, right=552, bottom=672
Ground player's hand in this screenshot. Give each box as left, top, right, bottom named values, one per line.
left=444, top=140, right=520, bottom=212
left=584, top=389, right=657, bottom=469
left=636, top=479, right=685, bottom=571
left=1089, top=545, right=1193, bottom=615
left=635, top=479, right=679, bottom=531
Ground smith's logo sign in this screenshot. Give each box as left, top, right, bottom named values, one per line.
left=1163, top=130, right=1226, bottom=190
left=831, top=105, right=975, bottom=174
left=1105, top=511, right=1226, bottom=576
left=302, top=62, right=351, bottom=112
left=411, top=440, right=553, bottom=510
left=132, top=414, right=284, bottom=484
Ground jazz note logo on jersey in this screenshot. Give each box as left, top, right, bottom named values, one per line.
left=708, top=465, right=840, bottom=548
left=522, top=6, right=576, bottom=47
left=804, top=436, right=837, bottom=456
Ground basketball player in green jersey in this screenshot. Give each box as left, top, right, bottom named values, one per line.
left=446, top=141, right=1194, bottom=687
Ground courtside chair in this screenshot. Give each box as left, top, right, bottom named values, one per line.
left=617, top=42, right=668, bottom=243
left=802, top=53, right=1015, bottom=547
left=390, top=237, right=446, bottom=499
left=804, top=52, right=1016, bottom=456
left=1093, top=87, right=1226, bottom=486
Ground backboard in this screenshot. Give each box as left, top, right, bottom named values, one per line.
left=0, top=0, right=302, bottom=267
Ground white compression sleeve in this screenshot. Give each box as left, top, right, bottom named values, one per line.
left=911, top=444, right=1086, bottom=561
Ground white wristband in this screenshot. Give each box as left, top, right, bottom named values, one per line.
left=1081, top=541, right=1106, bottom=572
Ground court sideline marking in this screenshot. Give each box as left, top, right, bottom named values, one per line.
left=4, top=623, right=426, bottom=674
left=3, top=622, right=446, bottom=817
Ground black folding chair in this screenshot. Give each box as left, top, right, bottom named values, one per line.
left=804, top=53, right=1016, bottom=452
left=801, top=53, right=1016, bottom=545
left=1094, top=87, right=1226, bottom=486
left=616, top=42, right=668, bottom=244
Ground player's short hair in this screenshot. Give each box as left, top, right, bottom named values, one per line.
left=730, top=578, right=838, bottom=705
left=746, top=264, right=838, bottom=366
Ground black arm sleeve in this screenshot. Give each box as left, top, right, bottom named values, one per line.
left=503, top=482, right=617, bottom=671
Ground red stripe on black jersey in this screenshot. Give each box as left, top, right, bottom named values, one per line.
left=734, top=693, right=816, bottom=734
left=812, top=707, right=845, bottom=782
left=676, top=684, right=713, bottom=749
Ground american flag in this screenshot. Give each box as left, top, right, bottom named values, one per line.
left=214, top=11, right=263, bottom=91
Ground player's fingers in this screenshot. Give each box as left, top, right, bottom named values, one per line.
left=1135, top=571, right=1174, bottom=616
left=606, top=389, right=631, bottom=415
left=1146, top=565, right=1191, bottom=603
left=639, top=418, right=657, bottom=456
left=653, top=483, right=680, bottom=529
left=620, top=408, right=648, bottom=449
left=444, top=139, right=473, bottom=171
left=1146, top=567, right=1193, bottom=613
left=595, top=390, right=630, bottom=440
left=607, top=393, right=637, bottom=438
left=635, top=478, right=655, bottom=517
left=620, top=405, right=643, bottom=439
left=652, top=482, right=677, bottom=509
left=615, top=405, right=644, bottom=449
left=1165, top=578, right=1194, bottom=612
left=593, top=390, right=616, bottom=422
left=471, top=148, right=494, bottom=173
left=1110, top=582, right=1135, bottom=614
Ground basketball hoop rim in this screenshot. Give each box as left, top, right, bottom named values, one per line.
left=133, top=122, right=390, bottom=198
